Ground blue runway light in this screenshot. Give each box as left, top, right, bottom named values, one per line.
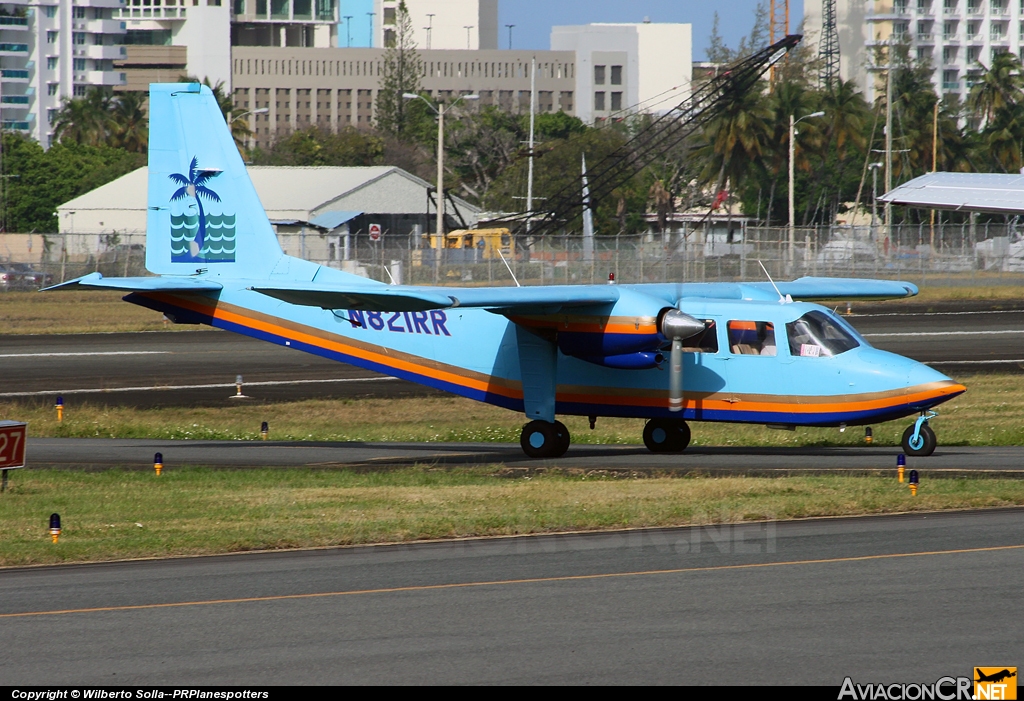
left=261, top=421, right=268, bottom=440
left=49, top=513, right=61, bottom=543
left=55, top=395, right=64, bottom=422
left=909, top=469, right=919, bottom=484
left=154, top=452, right=163, bottom=476
left=897, top=454, right=906, bottom=482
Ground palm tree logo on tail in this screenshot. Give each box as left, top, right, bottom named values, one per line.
left=169, top=156, right=236, bottom=263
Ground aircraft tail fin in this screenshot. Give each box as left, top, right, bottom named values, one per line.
left=146, top=83, right=283, bottom=278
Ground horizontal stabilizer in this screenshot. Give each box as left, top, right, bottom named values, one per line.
left=881, top=172, right=1024, bottom=214
left=43, top=272, right=223, bottom=293
left=252, top=282, right=620, bottom=313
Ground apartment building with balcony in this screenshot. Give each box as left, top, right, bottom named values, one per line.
left=805, top=0, right=1024, bottom=101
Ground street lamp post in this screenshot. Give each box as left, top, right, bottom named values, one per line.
left=404, top=92, right=479, bottom=282
left=788, top=110, right=825, bottom=274
left=232, top=107, right=268, bottom=148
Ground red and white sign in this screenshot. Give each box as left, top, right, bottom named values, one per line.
left=0, top=421, right=27, bottom=470
left=368, top=223, right=382, bottom=241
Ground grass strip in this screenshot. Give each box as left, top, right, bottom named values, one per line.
left=2, top=373, right=1021, bottom=447
left=1, top=467, right=1023, bottom=567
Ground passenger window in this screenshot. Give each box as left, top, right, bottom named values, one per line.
left=728, top=320, right=776, bottom=356
left=681, top=319, right=719, bottom=353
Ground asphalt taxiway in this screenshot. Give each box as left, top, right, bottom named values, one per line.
left=23, top=437, right=1024, bottom=475
left=2, top=508, right=1021, bottom=684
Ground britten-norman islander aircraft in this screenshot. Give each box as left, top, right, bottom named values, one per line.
left=46, top=83, right=965, bottom=458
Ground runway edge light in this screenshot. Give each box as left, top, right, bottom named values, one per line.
left=261, top=421, right=268, bottom=440
left=49, top=513, right=61, bottom=543
left=897, top=454, right=906, bottom=483
left=909, top=469, right=919, bottom=496
left=865, top=427, right=873, bottom=444
left=55, top=396, right=63, bottom=423
left=154, top=452, right=163, bottom=476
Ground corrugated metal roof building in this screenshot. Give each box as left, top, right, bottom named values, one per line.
left=56, top=165, right=480, bottom=263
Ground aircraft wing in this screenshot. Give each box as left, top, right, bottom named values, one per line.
left=775, top=277, right=917, bottom=300
left=252, top=282, right=620, bottom=313
left=880, top=172, right=1024, bottom=214
left=43, top=272, right=223, bottom=292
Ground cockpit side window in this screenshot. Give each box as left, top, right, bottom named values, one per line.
left=786, top=310, right=860, bottom=358
left=681, top=319, right=719, bottom=353
left=727, top=320, right=776, bottom=356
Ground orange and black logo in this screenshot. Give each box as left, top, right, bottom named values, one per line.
left=974, top=668, right=1017, bottom=700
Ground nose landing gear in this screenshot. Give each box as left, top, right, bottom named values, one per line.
left=901, top=411, right=938, bottom=457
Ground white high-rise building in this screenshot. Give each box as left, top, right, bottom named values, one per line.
left=804, top=0, right=1024, bottom=102
left=0, top=0, right=236, bottom=149
left=551, top=22, right=692, bottom=124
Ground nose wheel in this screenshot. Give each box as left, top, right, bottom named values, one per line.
left=901, top=413, right=937, bottom=457
left=520, top=420, right=570, bottom=458
left=643, top=419, right=691, bottom=453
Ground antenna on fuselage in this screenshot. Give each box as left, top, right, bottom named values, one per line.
left=497, top=247, right=521, bottom=287
left=758, top=260, right=792, bottom=304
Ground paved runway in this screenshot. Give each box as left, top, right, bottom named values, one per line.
left=1, top=302, right=1022, bottom=407
left=24, top=437, right=1024, bottom=476
left=2, top=508, right=1021, bottom=684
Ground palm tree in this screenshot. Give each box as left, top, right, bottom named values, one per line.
left=111, top=91, right=148, bottom=153
left=968, top=52, right=1024, bottom=127
left=51, top=88, right=113, bottom=146
left=169, top=156, right=222, bottom=261
left=179, top=75, right=250, bottom=146
left=696, top=81, right=772, bottom=198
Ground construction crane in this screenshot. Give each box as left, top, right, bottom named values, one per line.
left=819, top=0, right=841, bottom=90
left=769, top=0, right=790, bottom=84
left=491, top=34, right=803, bottom=239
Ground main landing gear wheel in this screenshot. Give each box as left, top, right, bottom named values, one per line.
left=901, top=422, right=937, bottom=457
left=643, top=419, right=691, bottom=453
left=520, top=420, right=571, bottom=458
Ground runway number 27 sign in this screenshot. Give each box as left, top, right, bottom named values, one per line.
left=0, top=421, right=27, bottom=469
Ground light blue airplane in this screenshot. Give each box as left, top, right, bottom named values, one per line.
left=48, top=84, right=965, bottom=457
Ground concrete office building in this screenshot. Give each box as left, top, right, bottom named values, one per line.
left=231, top=46, right=575, bottom=147
left=804, top=0, right=1024, bottom=101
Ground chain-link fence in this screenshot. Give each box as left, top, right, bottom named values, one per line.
left=4, top=223, right=1024, bottom=291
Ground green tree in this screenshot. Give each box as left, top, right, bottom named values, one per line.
left=51, top=88, right=114, bottom=147
left=967, top=52, right=1024, bottom=127
left=2, top=133, right=144, bottom=233
left=110, top=91, right=148, bottom=154
left=375, top=1, right=424, bottom=137
left=249, top=126, right=384, bottom=166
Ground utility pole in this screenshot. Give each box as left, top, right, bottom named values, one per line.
left=464, top=25, right=474, bottom=50
left=526, top=57, right=536, bottom=233
left=367, top=12, right=375, bottom=46
left=506, top=24, right=515, bottom=49
left=344, top=15, right=352, bottom=47
left=885, top=37, right=894, bottom=246
left=931, top=99, right=939, bottom=251
left=426, top=14, right=434, bottom=49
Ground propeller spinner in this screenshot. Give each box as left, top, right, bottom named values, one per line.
left=660, top=309, right=706, bottom=412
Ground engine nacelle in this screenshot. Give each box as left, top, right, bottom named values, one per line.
left=577, top=352, right=665, bottom=370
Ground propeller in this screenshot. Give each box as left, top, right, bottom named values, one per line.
left=660, top=309, right=706, bottom=412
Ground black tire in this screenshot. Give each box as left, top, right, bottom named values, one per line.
left=520, top=420, right=569, bottom=458
left=901, top=423, right=937, bottom=457
left=552, top=420, right=571, bottom=457
left=643, top=419, right=690, bottom=453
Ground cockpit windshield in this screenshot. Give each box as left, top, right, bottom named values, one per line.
left=786, top=310, right=860, bottom=358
